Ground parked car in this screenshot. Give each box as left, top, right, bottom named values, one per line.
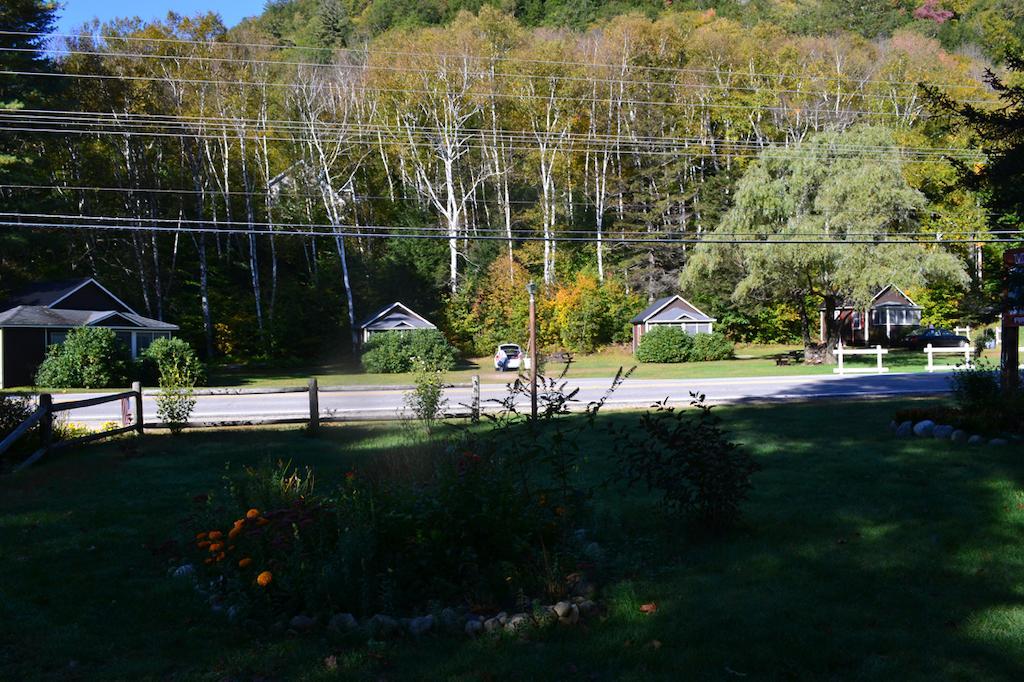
left=900, top=327, right=969, bottom=351
left=494, top=344, right=531, bottom=371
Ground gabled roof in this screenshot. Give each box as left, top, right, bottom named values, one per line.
left=359, top=302, right=435, bottom=330
left=870, top=284, right=921, bottom=308
left=0, top=277, right=138, bottom=315
left=0, top=305, right=177, bottom=330
left=631, top=295, right=714, bottom=324
left=826, top=285, right=922, bottom=311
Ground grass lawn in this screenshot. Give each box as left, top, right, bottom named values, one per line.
left=200, top=344, right=1001, bottom=389
left=3, top=399, right=1024, bottom=680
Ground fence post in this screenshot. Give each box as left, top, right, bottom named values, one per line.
left=836, top=343, right=844, bottom=375
left=876, top=345, right=883, bottom=372
left=471, top=374, right=480, bottom=422
left=132, top=381, right=144, bottom=435
left=925, top=344, right=934, bottom=372
left=964, top=343, right=972, bottom=368
left=38, top=393, right=53, bottom=453
left=308, top=377, right=320, bottom=433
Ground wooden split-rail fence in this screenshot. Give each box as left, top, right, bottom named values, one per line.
left=0, top=382, right=144, bottom=472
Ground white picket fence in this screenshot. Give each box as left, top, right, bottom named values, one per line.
left=924, top=343, right=973, bottom=372
left=833, top=344, right=889, bottom=375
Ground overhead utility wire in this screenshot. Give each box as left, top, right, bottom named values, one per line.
left=0, top=212, right=1011, bottom=241
left=4, top=220, right=1021, bottom=245
left=0, top=29, right=987, bottom=90
left=0, top=69, right=941, bottom=119
left=0, top=44, right=995, bottom=106
left=0, top=108, right=978, bottom=156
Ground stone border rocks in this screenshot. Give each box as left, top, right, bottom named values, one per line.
left=889, top=419, right=1011, bottom=447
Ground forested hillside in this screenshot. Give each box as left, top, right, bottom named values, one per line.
left=0, top=0, right=1019, bottom=362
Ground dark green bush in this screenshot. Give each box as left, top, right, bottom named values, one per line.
left=687, top=332, right=735, bottom=362
left=139, top=337, right=205, bottom=386
left=635, top=326, right=692, bottom=363
left=950, top=361, right=1023, bottom=434
left=361, top=329, right=457, bottom=373
left=612, top=394, right=760, bottom=532
left=0, top=394, right=33, bottom=441
left=35, top=327, right=131, bottom=388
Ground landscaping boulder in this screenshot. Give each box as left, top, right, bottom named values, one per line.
left=913, top=420, right=935, bottom=437
left=968, top=435, right=985, bottom=446
left=933, top=425, right=955, bottom=440
left=439, top=608, right=460, bottom=632
left=951, top=430, right=968, bottom=444
left=328, top=613, right=358, bottom=633
left=505, top=613, right=531, bottom=633
left=408, top=615, right=434, bottom=637
left=289, top=614, right=316, bottom=632
left=483, top=616, right=503, bottom=634
left=895, top=421, right=913, bottom=438
left=578, top=600, right=599, bottom=619
left=558, top=604, right=580, bottom=626
left=553, top=601, right=573, bottom=619
left=464, top=618, right=483, bottom=637
left=989, top=438, right=1009, bottom=447
left=367, top=614, right=399, bottom=639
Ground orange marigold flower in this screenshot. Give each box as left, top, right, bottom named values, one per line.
left=204, top=557, right=214, bottom=564
left=208, top=530, right=223, bottom=540
left=215, top=552, right=226, bottom=562
left=195, top=532, right=208, bottom=541
left=238, top=557, right=253, bottom=568
left=246, top=508, right=260, bottom=520
left=256, top=518, right=269, bottom=526
left=209, top=542, right=224, bottom=553
left=256, top=571, right=273, bottom=587
left=197, top=540, right=211, bottom=549
left=228, top=526, right=242, bottom=540
left=233, top=519, right=245, bottom=527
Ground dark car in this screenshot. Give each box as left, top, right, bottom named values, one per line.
left=901, top=327, right=969, bottom=351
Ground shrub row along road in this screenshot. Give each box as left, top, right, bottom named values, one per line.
left=52, top=372, right=954, bottom=425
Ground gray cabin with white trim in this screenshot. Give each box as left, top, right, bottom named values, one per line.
left=630, top=295, right=716, bottom=353
left=0, top=277, right=177, bottom=388
left=358, top=302, right=437, bottom=344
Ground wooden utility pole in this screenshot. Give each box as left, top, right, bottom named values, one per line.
left=527, top=281, right=538, bottom=420
left=308, top=377, right=320, bottom=433
left=1002, top=249, right=1024, bottom=393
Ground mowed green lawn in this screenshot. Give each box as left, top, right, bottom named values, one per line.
left=203, top=344, right=997, bottom=388
left=3, top=399, right=1024, bottom=680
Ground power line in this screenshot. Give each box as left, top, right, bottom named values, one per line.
left=0, top=44, right=996, bottom=107
left=0, top=212, right=1012, bottom=242
left=0, top=68, right=941, bottom=120
left=0, top=112, right=983, bottom=161
left=0, top=108, right=977, bottom=156
left=0, top=29, right=989, bottom=91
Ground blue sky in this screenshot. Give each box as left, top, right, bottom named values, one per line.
left=56, top=0, right=253, bottom=34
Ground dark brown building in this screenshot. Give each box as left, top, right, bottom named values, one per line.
left=820, top=285, right=923, bottom=346
left=0, top=278, right=177, bottom=388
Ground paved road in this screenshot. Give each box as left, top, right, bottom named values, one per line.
left=51, top=371, right=954, bottom=425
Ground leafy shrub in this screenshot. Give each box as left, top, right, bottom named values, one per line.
left=636, top=326, right=692, bottom=363
left=155, top=365, right=196, bottom=435
left=35, top=327, right=130, bottom=388
left=139, top=337, right=205, bottom=386
left=611, top=393, right=760, bottom=532
left=950, top=361, right=1023, bottom=434
left=687, top=332, right=735, bottom=362
left=971, top=327, right=996, bottom=357
left=0, top=394, right=32, bottom=441
left=361, top=329, right=457, bottom=373
left=402, top=361, right=447, bottom=432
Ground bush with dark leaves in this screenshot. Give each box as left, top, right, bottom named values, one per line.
left=612, top=393, right=759, bottom=532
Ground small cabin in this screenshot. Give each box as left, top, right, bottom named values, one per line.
left=630, top=295, right=716, bottom=353
left=822, top=285, right=923, bottom=346
left=0, top=278, right=178, bottom=388
left=358, top=302, right=436, bottom=344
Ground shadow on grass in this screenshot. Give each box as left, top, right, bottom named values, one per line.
left=3, top=401, right=1024, bottom=680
